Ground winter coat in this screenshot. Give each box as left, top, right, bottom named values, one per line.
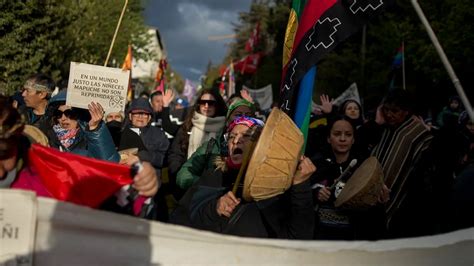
left=119, top=125, right=169, bottom=170
left=47, top=121, right=119, bottom=162
left=171, top=166, right=315, bottom=239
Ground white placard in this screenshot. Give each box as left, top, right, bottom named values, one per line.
left=66, top=62, right=130, bottom=113
left=0, top=189, right=37, bottom=266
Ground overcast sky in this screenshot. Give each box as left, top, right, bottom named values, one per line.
left=143, top=0, right=253, bottom=82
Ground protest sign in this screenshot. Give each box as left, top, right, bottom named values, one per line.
left=66, top=62, right=130, bottom=113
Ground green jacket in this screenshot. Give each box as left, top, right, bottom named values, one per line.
left=176, top=136, right=222, bottom=189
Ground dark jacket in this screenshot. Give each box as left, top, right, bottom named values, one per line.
left=171, top=167, right=315, bottom=239
left=18, top=105, right=50, bottom=134
left=119, top=125, right=169, bottom=170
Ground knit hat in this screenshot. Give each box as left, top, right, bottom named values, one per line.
left=129, top=98, right=153, bottom=114
left=226, top=98, right=255, bottom=120
left=227, top=116, right=264, bottom=133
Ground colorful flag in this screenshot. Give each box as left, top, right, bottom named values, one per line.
left=122, top=44, right=133, bottom=102
left=245, top=22, right=260, bottom=52
left=280, top=0, right=394, bottom=115
left=282, top=0, right=311, bottom=148
left=233, top=53, right=262, bottom=74
left=392, top=45, right=403, bottom=68
left=28, top=144, right=132, bottom=208
left=183, top=79, right=196, bottom=103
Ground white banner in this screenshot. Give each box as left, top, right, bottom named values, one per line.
left=332, top=82, right=361, bottom=107
left=243, top=84, right=273, bottom=110
left=0, top=191, right=472, bottom=265
left=66, top=62, right=129, bottom=114
left=0, top=190, right=37, bottom=266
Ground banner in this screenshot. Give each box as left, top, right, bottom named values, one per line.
left=1, top=191, right=471, bottom=265
left=332, top=82, right=361, bottom=107
left=0, top=190, right=36, bottom=266
left=243, top=84, right=273, bottom=110
left=66, top=62, right=130, bottom=114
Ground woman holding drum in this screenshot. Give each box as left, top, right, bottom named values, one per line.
left=171, top=112, right=316, bottom=239
left=310, top=115, right=388, bottom=240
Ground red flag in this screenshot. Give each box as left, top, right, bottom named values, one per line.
left=28, top=144, right=132, bottom=208
left=245, top=22, right=260, bottom=52
left=234, top=53, right=262, bottom=74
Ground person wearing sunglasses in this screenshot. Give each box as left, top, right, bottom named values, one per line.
left=45, top=90, right=119, bottom=162
left=0, top=94, right=160, bottom=220
left=167, top=89, right=227, bottom=193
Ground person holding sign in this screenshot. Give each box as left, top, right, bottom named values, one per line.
left=45, top=90, right=119, bottom=162
left=0, top=95, right=159, bottom=219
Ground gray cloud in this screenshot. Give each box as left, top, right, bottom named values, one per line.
left=144, top=0, right=252, bottom=81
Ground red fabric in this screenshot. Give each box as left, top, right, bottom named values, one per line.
left=11, top=166, right=54, bottom=198
left=281, top=0, right=336, bottom=84
left=245, top=22, right=260, bottom=52
left=28, top=144, right=132, bottom=208
left=234, top=53, right=262, bottom=74
left=292, top=0, right=336, bottom=58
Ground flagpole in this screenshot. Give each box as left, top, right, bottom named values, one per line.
left=411, top=0, right=473, bottom=121
left=104, top=0, right=129, bottom=66
left=402, top=41, right=406, bottom=90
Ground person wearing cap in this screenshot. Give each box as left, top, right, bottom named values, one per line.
left=171, top=116, right=316, bottom=239
left=18, top=73, right=55, bottom=133
left=120, top=97, right=170, bottom=171
left=0, top=95, right=160, bottom=219
left=119, top=97, right=170, bottom=221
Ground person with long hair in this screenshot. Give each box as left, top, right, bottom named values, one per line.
left=167, top=89, right=227, bottom=187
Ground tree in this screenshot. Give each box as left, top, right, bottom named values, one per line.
left=0, top=0, right=153, bottom=95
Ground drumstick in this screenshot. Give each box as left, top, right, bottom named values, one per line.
left=232, top=139, right=257, bottom=195
left=328, top=159, right=357, bottom=190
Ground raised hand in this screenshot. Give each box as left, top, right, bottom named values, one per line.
left=320, top=94, right=334, bottom=114
left=88, top=101, right=104, bottom=131
left=163, top=89, right=175, bottom=108
left=240, top=89, right=254, bottom=103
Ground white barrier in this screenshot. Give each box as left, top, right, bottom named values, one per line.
left=1, top=190, right=473, bottom=265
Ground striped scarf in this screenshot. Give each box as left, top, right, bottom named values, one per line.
left=53, top=124, right=79, bottom=149
left=371, top=116, right=433, bottom=224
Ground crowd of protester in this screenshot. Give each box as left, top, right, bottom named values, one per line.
left=1, top=72, right=473, bottom=241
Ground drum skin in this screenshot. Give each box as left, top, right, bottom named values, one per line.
left=243, top=108, right=303, bottom=202
left=334, top=156, right=384, bottom=210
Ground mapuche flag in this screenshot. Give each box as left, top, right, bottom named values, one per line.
left=280, top=0, right=393, bottom=115
left=28, top=144, right=132, bottom=208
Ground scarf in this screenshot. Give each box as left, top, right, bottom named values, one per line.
left=188, top=112, right=225, bottom=158
left=53, top=124, right=79, bottom=149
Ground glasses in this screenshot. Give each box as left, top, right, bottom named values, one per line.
left=131, top=112, right=151, bottom=117
left=198, top=99, right=216, bottom=106
left=54, top=109, right=78, bottom=120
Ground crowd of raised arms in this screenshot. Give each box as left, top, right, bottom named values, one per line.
left=1, top=73, right=473, bottom=240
